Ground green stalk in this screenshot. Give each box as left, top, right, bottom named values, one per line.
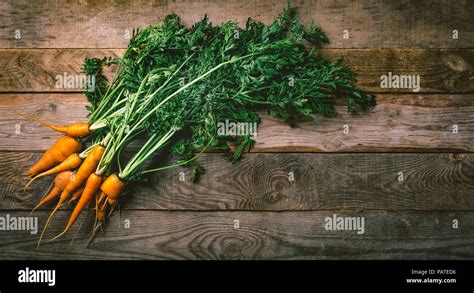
left=119, top=128, right=176, bottom=179
left=119, top=53, right=256, bottom=146
left=89, top=102, right=127, bottom=131
left=116, top=130, right=145, bottom=174
left=145, top=53, right=196, bottom=103
left=94, top=67, right=167, bottom=174
left=93, top=52, right=257, bottom=179
left=92, top=90, right=126, bottom=122
left=89, top=79, right=125, bottom=123
left=142, top=136, right=213, bottom=174
left=79, top=133, right=111, bottom=159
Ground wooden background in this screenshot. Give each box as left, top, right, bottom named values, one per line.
left=0, top=0, right=473, bottom=259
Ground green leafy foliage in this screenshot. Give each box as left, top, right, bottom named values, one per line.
left=81, top=57, right=115, bottom=113
left=86, top=4, right=376, bottom=181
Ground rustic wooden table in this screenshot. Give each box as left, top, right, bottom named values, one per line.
left=0, top=0, right=473, bottom=260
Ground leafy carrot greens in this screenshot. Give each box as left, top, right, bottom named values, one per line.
left=84, top=5, right=376, bottom=182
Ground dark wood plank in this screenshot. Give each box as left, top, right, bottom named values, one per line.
left=1, top=49, right=473, bottom=93
left=0, top=210, right=472, bottom=260
left=1, top=94, right=473, bottom=152
left=2, top=153, right=473, bottom=211
left=1, top=0, right=473, bottom=48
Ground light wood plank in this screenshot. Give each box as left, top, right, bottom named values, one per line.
left=1, top=49, right=473, bottom=93
left=0, top=94, right=472, bottom=152
left=0, top=0, right=473, bottom=48
left=0, top=49, right=121, bottom=92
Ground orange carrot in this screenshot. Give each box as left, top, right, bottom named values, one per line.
left=35, top=171, right=76, bottom=248
left=38, top=178, right=80, bottom=248
left=28, top=136, right=81, bottom=176
left=38, top=145, right=102, bottom=247
left=25, top=153, right=82, bottom=189
left=24, top=113, right=90, bottom=137
left=59, top=144, right=105, bottom=201
left=67, top=186, right=85, bottom=205
left=30, top=170, right=73, bottom=214
left=107, top=197, right=117, bottom=206
left=100, top=173, right=125, bottom=200
left=16, top=113, right=90, bottom=137
left=64, top=173, right=102, bottom=232
left=96, top=207, right=107, bottom=222
left=96, top=192, right=109, bottom=222
left=43, top=121, right=90, bottom=137
left=94, top=173, right=124, bottom=223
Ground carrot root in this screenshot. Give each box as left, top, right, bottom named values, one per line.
left=64, top=173, right=102, bottom=234
left=37, top=201, right=66, bottom=249
left=31, top=187, right=60, bottom=215
left=67, top=187, right=85, bottom=206
left=25, top=153, right=82, bottom=190
left=100, top=173, right=125, bottom=200
left=14, top=113, right=90, bottom=137
left=28, top=136, right=81, bottom=176
left=69, top=210, right=92, bottom=246
left=49, top=229, right=67, bottom=243
left=60, top=144, right=105, bottom=201
left=30, top=170, right=73, bottom=217
left=29, top=181, right=54, bottom=217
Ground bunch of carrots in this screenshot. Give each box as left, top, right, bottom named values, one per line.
left=21, top=6, right=375, bottom=247
left=23, top=118, right=124, bottom=246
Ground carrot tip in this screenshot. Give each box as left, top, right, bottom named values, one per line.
left=37, top=201, right=65, bottom=248
left=48, top=229, right=67, bottom=243
left=28, top=207, right=38, bottom=217
left=66, top=198, right=75, bottom=206
left=87, top=221, right=102, bottom=246
left=24, top=177, right=37, bottom=191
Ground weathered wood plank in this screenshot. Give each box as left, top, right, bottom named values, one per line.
left=0, top=210, right=472, bottom=260
left=0, top=49, right=121, bottom=92
left=2, top=153, right=473, bottom=211
left=1, top=49, right=473, bottom=93
left=1, top=94, right=472, bottom=152
left=0, top=0, right=472, bottom=48
left=322, top=49, right=474, bottom=94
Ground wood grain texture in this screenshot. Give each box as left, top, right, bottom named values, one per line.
left=0, top=93, right=472, bottom=152
left=0, top=0, right=473, bottom=261
left=1, top=152, right=473, bottom=211
left=1, top=49, right=473, bottom=93
left=0, top=0, right=473, bottom=48
left=0, top=210, right=472, bottom=260
left=0, top=49, right=121, bottom=92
